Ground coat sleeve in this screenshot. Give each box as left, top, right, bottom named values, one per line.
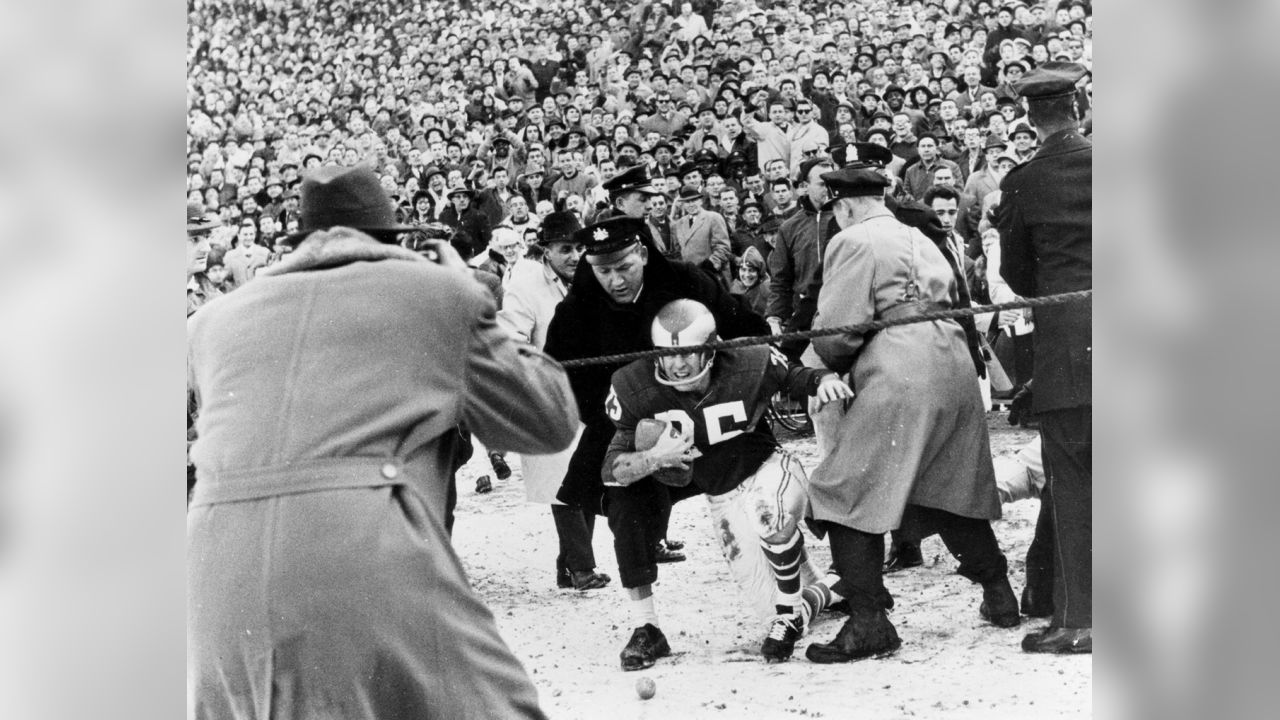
left=544, top=296, right=615, bottom=424
left=996, top=183, right=1037, bottom=297
left=707, top=214, right=732, bottom=270
left=765, top=227, right=795, bottom=322
left=461, top=287, right=579, bottom=454
left=763, top=345, right=832, bottom=400
left=495, top=280, right=537, bottom=344
left=809, top=234, right=876, bottom=375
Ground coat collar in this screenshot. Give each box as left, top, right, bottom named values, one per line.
left=258, top=227, right=426, bottom=277
left=1033, top=128, right=1091, bottom=160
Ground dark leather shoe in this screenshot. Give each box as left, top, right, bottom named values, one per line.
left=662, top=538, right=685, bottom=551
left=475, top=475, right=492, bottom=494
left=883, top=541, right=923, bottom=573
left=488, top=452, right=512, bottom=480
left=804, top=607, right=901, bottom=663
left=556, top=566, right=572, bottom=589
left=655, top=543, right=686, bottom=563
left=570, top=569, right=610, bottom=591
left=621, top=623, right=671, bottom=671
left=1022, top=627, right=1091, bottom=654
left=979, top=578, right=1022, bottom=628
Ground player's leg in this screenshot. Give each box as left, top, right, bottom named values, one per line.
left=705, top=483, right=779, bottom=620
left=741, top=453, right=837, bottom=661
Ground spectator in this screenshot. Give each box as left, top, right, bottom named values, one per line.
left=730, top=246, right=770, bottom=317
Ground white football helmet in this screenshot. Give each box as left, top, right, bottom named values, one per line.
left=651, top=299, right=718, bottom=390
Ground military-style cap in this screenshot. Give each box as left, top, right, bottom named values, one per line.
left=577, top=216, right=649, bottom=265
left=601, top=164, right=664, bottom=196
left=677, top=161, right=703, bottom=179
left=795, top=156, right=835, bottom=184
left=1012, top=61, right=1089, bottom=101
left=692, top=149, right=720, bottom=165
left=819, top=165, right=891, bottom=209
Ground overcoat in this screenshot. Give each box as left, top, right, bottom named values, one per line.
left=803, top=210, right=1000, bottom=533
left=997, top=127, right=1092, bottom=413
left=187, top=228, right=578, bottom=719
left=496, top=256, right=582, bottom=504
left=673, top=208, right=732, bottom=276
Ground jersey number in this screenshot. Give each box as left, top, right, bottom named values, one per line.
left=655, top=401, right=748, bottom=446
left=605, top=386, right=622, bottom=421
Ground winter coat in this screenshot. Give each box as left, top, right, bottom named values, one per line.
left=187, top=228, right=577, bottom=719
left=802, top=211, right=1000, bottom=533
left=998, top=127, right=1092, bottom=413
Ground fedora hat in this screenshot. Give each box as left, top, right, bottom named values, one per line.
left=287, top=166, right=414, bottom=244
left=187, top=201, right=222, bottom=234
left=538, top=211, right=582, bottom=246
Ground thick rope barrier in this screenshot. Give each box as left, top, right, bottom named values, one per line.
left=557, top=289, right=1091, bottom=368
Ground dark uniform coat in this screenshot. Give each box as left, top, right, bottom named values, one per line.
left=187, top=228, right=578, bottom=719
left=997, top=127, right=1092, bottom=413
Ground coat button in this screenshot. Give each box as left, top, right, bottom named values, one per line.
left=381, top=463, right=399, bottom=479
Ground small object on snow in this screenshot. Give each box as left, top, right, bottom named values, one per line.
left=475, top=475, right=493, bottom=494
left=636, top=676, right=656, bottom=700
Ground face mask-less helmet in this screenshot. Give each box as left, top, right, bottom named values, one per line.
left=651, top=299, right=718, bottom=390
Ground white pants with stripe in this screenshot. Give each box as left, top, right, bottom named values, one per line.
left=705, top=452, right=819, bottom=621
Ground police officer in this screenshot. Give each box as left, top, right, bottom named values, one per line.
left=996, top=62, right=1093, bottom=654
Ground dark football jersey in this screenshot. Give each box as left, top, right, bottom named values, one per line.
left=603, top=345, right=829, bottom=496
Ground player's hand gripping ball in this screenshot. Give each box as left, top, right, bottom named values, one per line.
left=635, top=676, right=656, bottom=700
left=634, top=419, right=695, bottom=487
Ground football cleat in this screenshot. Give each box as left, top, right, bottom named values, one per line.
left=760, top=605, right=805, bottom=663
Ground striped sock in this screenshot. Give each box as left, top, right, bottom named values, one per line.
left=761, top=531, right=805, bottom=611
left=799, top=575, right=846, bottom=627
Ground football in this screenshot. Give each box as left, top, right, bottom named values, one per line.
left=633, top=419, right=694, bottom=488
left=634, top=418, right=677, bottom=451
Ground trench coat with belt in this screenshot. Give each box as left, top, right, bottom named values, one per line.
left=802, top=210, right=1000, bottom=534
left=187, top=228, right=578, bottom=720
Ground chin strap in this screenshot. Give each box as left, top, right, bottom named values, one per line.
left=653, top=352, right=716, bottom=390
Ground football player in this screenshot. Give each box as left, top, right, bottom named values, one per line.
left=602, top=299, right=855, bottom=667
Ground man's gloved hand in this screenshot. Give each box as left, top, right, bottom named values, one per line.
left=1008, top=383, right=1033, bottom=426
